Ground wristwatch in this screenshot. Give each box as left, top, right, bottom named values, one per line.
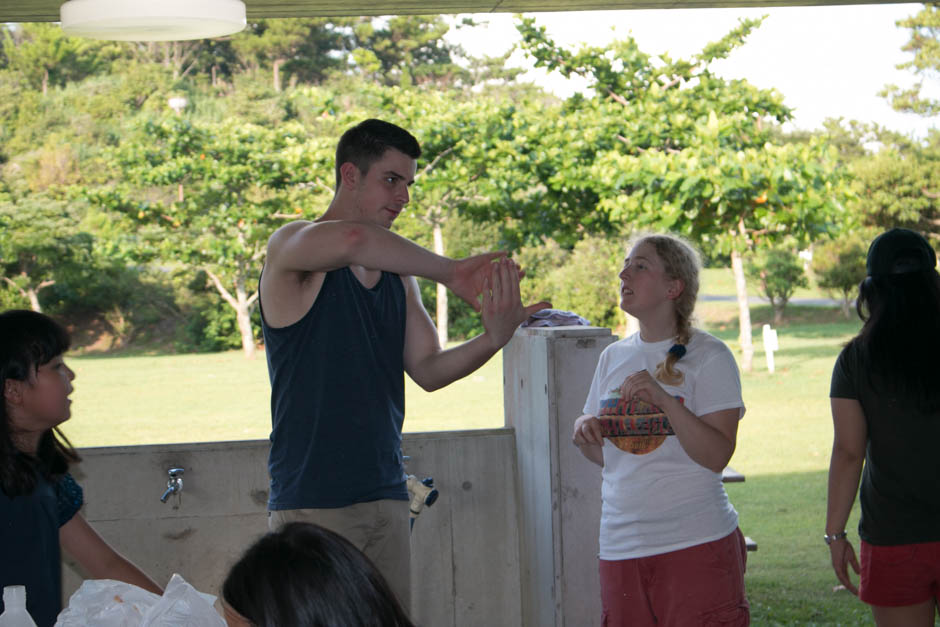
left=824, top=531, right=847, bottom=545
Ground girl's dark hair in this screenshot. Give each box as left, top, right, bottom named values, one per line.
left=851, top=267, right=940, bottom=412
left=0, top=309, right=80, bottom=497
left=223, top=521, right=416, bottom=627
left=334, top=119, right=421, bottom=189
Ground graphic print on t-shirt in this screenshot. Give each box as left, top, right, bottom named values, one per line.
left=597, top=387, right=682, bottom=454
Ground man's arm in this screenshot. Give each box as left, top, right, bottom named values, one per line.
left=265, top=220, right=502, bottom=310
left=404, top=258, right=550, bottom=392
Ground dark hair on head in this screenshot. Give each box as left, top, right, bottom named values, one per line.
left=223, top=521, right=416, bottom=627
left=335, top=119, right=421, bottom=189
left=851, top=265, right=940, bottom=413
left=0, top=310, right=80, bottom=497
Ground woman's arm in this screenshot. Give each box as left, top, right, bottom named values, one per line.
left=826, top=397, right=867, bottom=595
left=60, top=513, right=163, bottom=594
left=620, top=370, right=739, bottom=473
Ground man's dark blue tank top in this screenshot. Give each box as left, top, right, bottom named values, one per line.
left=261, top=267, right=408, bottom=509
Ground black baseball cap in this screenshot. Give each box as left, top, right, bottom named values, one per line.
left=866, top=228, right=937, bottom=278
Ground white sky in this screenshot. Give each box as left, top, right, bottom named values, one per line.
left=447, top=4, right=938, bottom=138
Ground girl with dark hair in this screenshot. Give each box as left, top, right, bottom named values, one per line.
left=572, top=233, right=749, bottom=626
left=0, top=310, right=161, bottom=626
left=221, top=521, right=415, bottom=627
left=827, top=228, right=940, bottom=626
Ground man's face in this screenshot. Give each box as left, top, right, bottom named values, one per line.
left=350, top=148, right=417, bottom=229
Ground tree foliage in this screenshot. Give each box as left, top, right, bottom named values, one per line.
left=880, top=4, right=940, bottom=116
left=745, top=245, right=808, bottom=324
left=812, top=233, right=869, bottom=318
left=508, top=15, right=850, bottom=369
left=0, top=14, right=881, bottom=356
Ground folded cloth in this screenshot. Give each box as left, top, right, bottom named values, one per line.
left=521, top=308, right=590, bottom=328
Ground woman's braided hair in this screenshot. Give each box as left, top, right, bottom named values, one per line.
left=628, top=232, right=701, bottom=386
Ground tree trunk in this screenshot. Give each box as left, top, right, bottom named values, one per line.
left=433, top=221, right=448, bottom=347
left=273, top=58, right=284, bottom=92
left=731, top=250, right=754, bottom=372
left=235, top=301, right=256, bottom=358
left=205, top=268, right=257, bottom=359
left=773, top=304, right=784, bottom=326
left=27, top=287, right=42, bottom=313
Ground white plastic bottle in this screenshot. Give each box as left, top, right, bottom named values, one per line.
left=0, top=586, right=38, bottom=627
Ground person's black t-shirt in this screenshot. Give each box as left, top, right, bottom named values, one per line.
left=830, top=342, right=940, bottom=545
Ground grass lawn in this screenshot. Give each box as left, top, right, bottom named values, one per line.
left=701, top=265, right=845, bottom=304
left=59, top=285, right=905, bottom=625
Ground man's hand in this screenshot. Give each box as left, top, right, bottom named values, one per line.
left=447, top=252, right=506, bottom=312
left=480, top=258, right=551, bottom=350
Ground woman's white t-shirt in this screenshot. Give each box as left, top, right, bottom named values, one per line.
left=582, top=329, right=745, bottom=560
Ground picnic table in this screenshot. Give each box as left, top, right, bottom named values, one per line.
left=722, top=466, right=758, bottom=552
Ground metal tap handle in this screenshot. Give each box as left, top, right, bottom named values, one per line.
left=160, top=468, right=185, bottom=502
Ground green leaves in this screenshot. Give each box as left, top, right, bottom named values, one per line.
left=880, top=4, right=940, bottom=117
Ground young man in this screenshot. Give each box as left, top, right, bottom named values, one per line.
left=259, top=119, right=549, bottom=607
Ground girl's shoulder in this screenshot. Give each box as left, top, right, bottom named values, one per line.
left=688, top=328, right=729, bottom=350
left=687, top=329, right=738, bottom=364
left=55, top=472, right=84, bottom=526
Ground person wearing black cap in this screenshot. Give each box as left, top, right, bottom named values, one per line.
left=826, top=228, right=940, bottom=626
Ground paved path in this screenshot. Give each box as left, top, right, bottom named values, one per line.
left=700, top=294, right=848, bottom=308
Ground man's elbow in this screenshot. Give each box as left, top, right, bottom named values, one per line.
left=414, top=375, right=445, bottom=393
left=337, top=222, right=369, bottom=255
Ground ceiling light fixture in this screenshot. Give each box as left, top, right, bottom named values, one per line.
left=60, top=0, right=247, bottom=41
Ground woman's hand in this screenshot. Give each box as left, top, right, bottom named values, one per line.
left=829, top=538, right=860, bottom=595
left=620, top=370, right=670, bottom=410
left=572, top=414, right=604, bottom=467
left=573, top=414, right=603, bottom=446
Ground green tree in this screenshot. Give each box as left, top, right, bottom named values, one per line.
left=544, top=235, right=623, bottom=330
left=1, top=23, right=105, bottom=95
left=509, top=16, right=849, bottom=370
left=745, top=245, right=808, bottom=325
left=850, top=131, right=940, bottom=242
left=812, top=234, right=869, bottom=318
left=94, top=115, right=324, bottom=357
left=232, top=19, right=352, bottom=91
left=880, top=4, right=940, bottom=116
left=351, top=16, right=466, bottom=87
left=0, top=190, right=92, bottom=312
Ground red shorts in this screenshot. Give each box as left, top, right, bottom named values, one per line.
left=859, top=540, right=940, bottom=607
left=599, top=528, right=749, bottom=627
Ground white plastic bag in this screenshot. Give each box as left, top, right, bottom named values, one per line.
left=140, top=574, right=224, bottom=626
left=55, top=580, right=160, bottom=626
left=55, top=574, right=224, bottom=627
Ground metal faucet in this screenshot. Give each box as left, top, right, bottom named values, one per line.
left=160, top=467, right=185, bottom=503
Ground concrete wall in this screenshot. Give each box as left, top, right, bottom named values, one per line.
left=62, top=327, right=612, bottom=625
left=63, top=429, right=521, bottom=626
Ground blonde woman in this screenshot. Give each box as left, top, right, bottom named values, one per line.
left=573, top=233, right=748, bottom=626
